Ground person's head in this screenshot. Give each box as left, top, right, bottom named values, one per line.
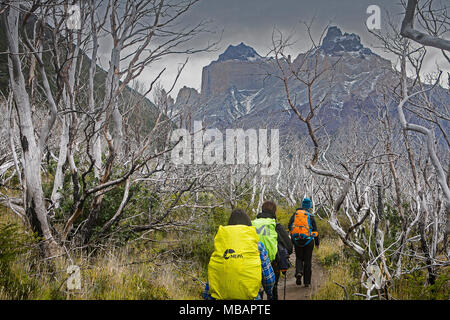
left=228, top=208, right=252, bottom=226
left=301, top=198, right=312, bottom=210
left=261, top=200, right=277, bottom=219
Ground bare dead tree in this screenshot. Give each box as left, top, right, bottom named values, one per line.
left=400, top=0, right=450, bottom=53
left=0, top=0, right=220, bottom=258
left=370, top=13, right=449, bottom=282
left=1, top=1, right=61, bottom=257
left=270, top=18, right=449, bottom=299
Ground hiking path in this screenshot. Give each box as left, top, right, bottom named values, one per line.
left=277, top=255, right=326, bottom=300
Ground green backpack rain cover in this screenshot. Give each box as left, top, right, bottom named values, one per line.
left=252, top=218, right=278, bottom=262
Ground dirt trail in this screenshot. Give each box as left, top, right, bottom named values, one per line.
left=276, top=255, right=326, bottom=300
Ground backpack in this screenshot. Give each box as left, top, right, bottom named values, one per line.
left=289, top=209, right=318, bottom=246
left=251, top=218, right=278, bottom=262
left=208, top=225, right=262, bottom=300
left=276, top=243, right=291, bottom=274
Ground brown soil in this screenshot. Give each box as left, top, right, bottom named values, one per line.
left=275, top=254, right=326, bottom=300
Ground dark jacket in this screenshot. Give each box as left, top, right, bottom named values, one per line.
left=256, top=209, right=293, bottom=255
left=288, top=207, right=320, bottom=247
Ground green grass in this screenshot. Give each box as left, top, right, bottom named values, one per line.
left=0, top=203, right=206, bottom=300
left=389, top=268, right=450, bottom=300
left=2, top=200, right=448, bottom=300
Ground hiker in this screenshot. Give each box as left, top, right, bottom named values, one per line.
left=288, top=198, right=319, bottom=288
left=203, top=208, right=276, bottom=300
left=252, top=200, right=293, bottom=300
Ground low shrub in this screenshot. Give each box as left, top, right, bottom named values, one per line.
left=0, top=222, right=38, bottom=299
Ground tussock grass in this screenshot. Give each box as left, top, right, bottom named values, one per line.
left=388, top=266, right=450, bottom=300
left=275, top=205, right=296, bottom=228
left=0, top=204, right=205, bottom=300
left=312, top=238, right=360, bottom=300
left=0, top=244, right=204, bottom=300
left=310, top=217, right=449, bottom=300
left=3, top=201, right=447, bottom=300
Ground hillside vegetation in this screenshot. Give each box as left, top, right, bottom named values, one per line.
left=1, top=199, right=448, bottom=300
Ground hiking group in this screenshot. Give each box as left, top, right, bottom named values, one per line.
left=203, top=198, right=319, bottom=300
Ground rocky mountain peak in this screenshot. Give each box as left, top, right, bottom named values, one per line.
left=201, top=42, right=269, bottom=98
left=217, top=42, right=262, bottom=62
left=321, top=26, right=373, bottom=55
left=175, top=86, right=200, bottom=105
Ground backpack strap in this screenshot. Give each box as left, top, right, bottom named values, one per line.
left=291, top=209, right=317, bottom=247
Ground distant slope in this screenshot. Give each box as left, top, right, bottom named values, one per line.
left=0, top=14, right=161, bottom=137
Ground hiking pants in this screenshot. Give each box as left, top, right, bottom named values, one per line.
left=271, top=261, right=280, bottom=300
left=294, top=241, right=314, bottom=285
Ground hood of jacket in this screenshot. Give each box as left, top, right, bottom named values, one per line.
left=256, top=209, right=276, bottom=220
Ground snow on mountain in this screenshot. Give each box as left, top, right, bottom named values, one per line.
left=216, top=42, right=263, bottom=62
left=320, top=26, right=373, bottom=56
left=174, top=26, right=449, bottom=139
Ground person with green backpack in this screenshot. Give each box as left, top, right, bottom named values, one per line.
left=288, top=198, right=319, bottom=288
left=252, top=201, right=293, bottom=300
left=203, top=208, right=275, bottom=300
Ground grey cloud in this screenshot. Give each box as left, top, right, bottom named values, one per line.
left=117, top=0, right=447, bottom=98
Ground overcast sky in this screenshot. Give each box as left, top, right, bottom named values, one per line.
left=122, top=0, right=449, bottom=99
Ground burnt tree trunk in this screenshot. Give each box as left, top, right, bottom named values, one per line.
left=2, top=3, right=59, bottom=257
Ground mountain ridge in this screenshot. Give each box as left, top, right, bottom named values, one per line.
left=216, top=42, right=264, bottom=63
left=320, top=25, right=373, bottom=56
left=167, top=25, right=448, bottom=149
left=175, top=26, right=398, bottom=134
left=0, top=13, right=161, bottom=137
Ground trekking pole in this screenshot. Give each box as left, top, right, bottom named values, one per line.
left=283, top=272, right=287, bottom=300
